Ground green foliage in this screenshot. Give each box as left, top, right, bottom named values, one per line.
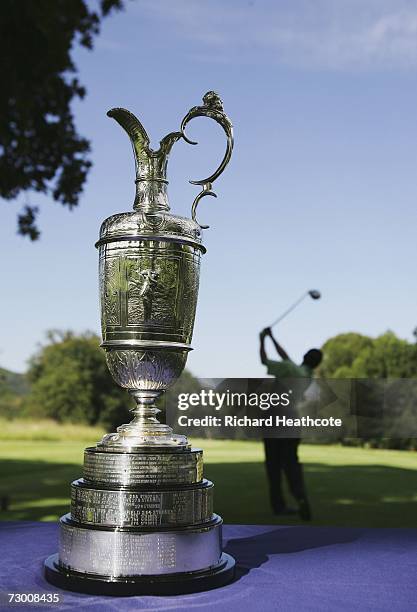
left=0, top=368, right=29, bottom=418
left=320, top=332, right=373, bottom=377
left=320, top=331, right=417, bottom=378
left=353, top=332, right=417, bottom=378
left=0, top=368, right=29, bottom=396
left=318, top=331, right=417, bottom=449
left=0, top=0, right=123, bottom=239
left=26, top=330, right=131, bottom=429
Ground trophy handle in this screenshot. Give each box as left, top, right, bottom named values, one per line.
left=180, top=91, right=234, bottom=229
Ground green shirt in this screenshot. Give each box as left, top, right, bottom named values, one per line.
left=266, top=359, right=313, bottom=406
left=266, top=359, right=312, bottom=380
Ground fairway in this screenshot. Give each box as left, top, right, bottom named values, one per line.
left=0, top=432, right=416, bottom=528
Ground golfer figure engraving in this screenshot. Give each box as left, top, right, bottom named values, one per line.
left=44, top=91, right=235, bottom=595
left=139, top=268, right=159, bottom=320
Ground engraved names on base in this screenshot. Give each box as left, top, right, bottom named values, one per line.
left=70, top=481, right=213, bottom=526
left=83, top=449, right=203, bottom=485
left=59, top=524, right=177, bottom=574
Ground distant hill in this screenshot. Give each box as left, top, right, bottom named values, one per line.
left=0, top=367, right=30, bottom=396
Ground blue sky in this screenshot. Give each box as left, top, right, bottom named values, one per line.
left=2, top=0, right=417, bottom=377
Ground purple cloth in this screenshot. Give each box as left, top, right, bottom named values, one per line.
left=0, top=522, right=416, bottom=611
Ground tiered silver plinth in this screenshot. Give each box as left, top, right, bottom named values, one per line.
left=45, top=444, right=234, bottom=594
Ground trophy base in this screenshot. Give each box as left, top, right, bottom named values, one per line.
left=44, top=552, right=235, bottom=596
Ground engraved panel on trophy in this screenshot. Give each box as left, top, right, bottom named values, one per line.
left=179, top=250, right=201, bottom=344
left=83, top=448, right=204, bottom=486
left=125, top=251, right=180, bottom=327
left=70, top=481, right=213, bottom=527
left=102, top=257, right=121, bottom=327
left=71, top=488, right=165, bottom=527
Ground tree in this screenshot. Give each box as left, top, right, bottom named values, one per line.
left=0, top=367, right=28, bottom=419
left=318, top=331, right=417, bottom=449
left=26, top=330, right=131, bottom=429
left=320, top=331, right=417, bottom=378
left=319, top=332, right=373, bottom=377
left=0, top=0, right=123, bottom=239
left=352, top=332, right=417, bottom=378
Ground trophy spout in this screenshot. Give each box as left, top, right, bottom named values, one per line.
left=107, top=107, right=182, bottom=213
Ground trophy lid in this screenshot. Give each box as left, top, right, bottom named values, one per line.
left=96, top=92, right=233, bottom=251
left=97, top=210, right=206, bottom=252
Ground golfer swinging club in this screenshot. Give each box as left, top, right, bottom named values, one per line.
left=259, top=326, right=322, bottom=520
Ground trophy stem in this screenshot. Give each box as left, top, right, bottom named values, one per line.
left=126, top=390, right=167, bottom=433
left=98, top=389, right=188, bottom=449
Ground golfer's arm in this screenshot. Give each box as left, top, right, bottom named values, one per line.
left=269, top=334, right=290, bottom=361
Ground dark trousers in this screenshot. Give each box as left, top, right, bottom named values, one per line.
left=263, top=438, right=307, bottom=511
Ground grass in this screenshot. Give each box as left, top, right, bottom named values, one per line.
left=0, top=418, right=104, bottom=442
left=0, top=420, right=416, bottom=527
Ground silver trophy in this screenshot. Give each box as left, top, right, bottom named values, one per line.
left=44, top=92, right=235, bottom=595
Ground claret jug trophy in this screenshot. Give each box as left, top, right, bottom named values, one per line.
left=44, top=92, right=235, bottom=595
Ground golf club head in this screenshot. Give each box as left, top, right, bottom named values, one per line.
left=308, top=290, right=321, bottom=300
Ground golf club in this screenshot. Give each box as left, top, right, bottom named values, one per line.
left=267, top=289, right=321, bottom=329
